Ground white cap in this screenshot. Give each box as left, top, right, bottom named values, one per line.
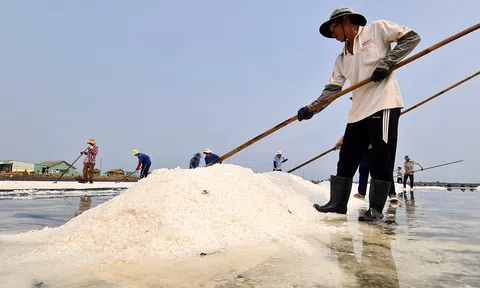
left=276, top=151, right=283, bottom=154
left=203, top=148, right=212, bottom=154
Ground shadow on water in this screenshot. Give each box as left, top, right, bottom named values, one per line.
left=74, top=196, right=92, bottom=217
left=326, top=203, right=401, bottom=288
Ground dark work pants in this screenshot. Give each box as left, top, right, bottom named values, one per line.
left=82, top=162, right=95, bottom=182
left=357, top=148, right=396, bottom=197
left=338, top=108, right=401, bottom=190
left=397, top=177, right=403, bottom=184
left=403, top=174, right=414, bottom=188
left=358, top=150, right=371, bottom=196
left=140, top=164, right=151, bottom=178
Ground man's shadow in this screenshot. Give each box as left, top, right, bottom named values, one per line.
left=325, top=203, right=400, bottom=288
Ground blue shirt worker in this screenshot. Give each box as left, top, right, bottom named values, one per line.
left=203, top=148, right=220, bottom=165
left=189, top=153, right=202, bottom=169
left=133, top=149, right=152, bottom=178
left=273, top=151, right=288, bottom=171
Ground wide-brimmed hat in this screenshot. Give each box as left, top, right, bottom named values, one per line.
left=319, top=7, right=367, bottom=38
left=87, top=138, right=96, bottom=145
left=203, top=148, right=212, bottom=154
left=276, top=151, right=283, bottom=155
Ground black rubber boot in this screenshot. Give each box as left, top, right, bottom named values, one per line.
left=313, top=175, right=353, bottom=214
left=358, top=179, right=390, bottom=222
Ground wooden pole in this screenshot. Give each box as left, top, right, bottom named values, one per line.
left=54, top=148, right=87, bottom=183
left=287, top=147, right=336, bottom=174
left=401, top=71, right=479, bottom=115
left=412, top=160, right=463, bottom=173
left=288, top=71, right=479, bottom=173
left=208, top=23, right=480, bottom=166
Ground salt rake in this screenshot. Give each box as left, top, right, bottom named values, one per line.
left=207, top=23, right=480, bottom=167
left=398, top=160, right=464, bottom=177
left=288, top=71, right=480, bottom=173
left=115, top=170, right=138, bottom=183
left=53, top=148, right=87, bottom=183
left=416, top=160, right=463, bottom=172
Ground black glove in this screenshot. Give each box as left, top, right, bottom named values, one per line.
left=297, top=106, right=314, bottom=121
left=371, top=67, right=389, bottom=82
left=282, top=158, right=288, bottom=163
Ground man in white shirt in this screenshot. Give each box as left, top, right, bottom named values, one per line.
left=273, top=151, right=288, bottom=171
left=297, top=8, right=420, bottom=221
left=403, top=155, right=423, bottom=189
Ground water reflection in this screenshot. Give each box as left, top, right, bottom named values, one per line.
left=74, top=196, right=92, bottom=217
left=327, top=203, right=400, bottom=288
left=403, top=192, right=419, bottom=231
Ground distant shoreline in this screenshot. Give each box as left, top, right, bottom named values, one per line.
left=311, top=180, right=479, bottom=189
left=0, top=175, right=139, bottom=183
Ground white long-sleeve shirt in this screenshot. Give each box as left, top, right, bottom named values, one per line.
left=404, top=160, right=423, bottom=175
left=309, top=20, right=420, bottom=123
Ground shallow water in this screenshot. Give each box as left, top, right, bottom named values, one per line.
left=0, top=196, right=112, bottom=234
left=0, top=189, right=479, bottom=287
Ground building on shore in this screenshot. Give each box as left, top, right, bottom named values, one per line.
left=0, top=160, right=38, bottom=173
left=106, top=169, right=125, bottom=177
left=40, top=161, right=77, bottom=176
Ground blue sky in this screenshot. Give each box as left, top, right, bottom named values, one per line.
left=0, top=1, right=478, bottom=182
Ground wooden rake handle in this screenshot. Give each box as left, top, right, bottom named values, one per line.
left=208, top=23, right=480, bottom=166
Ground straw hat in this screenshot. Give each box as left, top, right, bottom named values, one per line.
left=87, top=138, right=96, bottom=145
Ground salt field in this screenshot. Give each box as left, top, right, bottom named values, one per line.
left=0, top=180, right=133, bottom=191
left=0, top=165, right=479, bottom=288
left=1, top=0, right=478, bottom=287
left=0, top=180, right=132, bottom=200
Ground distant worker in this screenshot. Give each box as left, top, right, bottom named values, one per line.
left=203, top=148, right=221, bottom=165
left=273, top=151, right=288, bottom=171
left=396, top=166, right=403, bottom=183
left=79, top=138, right=99, bottom=184
left=189, top=153, right=202, bottom=169
left=133, top=149, right=152, bottom=178
left=403, top=155, right=423, bottom=190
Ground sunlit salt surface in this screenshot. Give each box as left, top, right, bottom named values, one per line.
left=0, top=165, right=478, bottom=288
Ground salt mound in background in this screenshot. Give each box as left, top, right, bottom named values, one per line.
left=1, top=164, right=365, bottom=266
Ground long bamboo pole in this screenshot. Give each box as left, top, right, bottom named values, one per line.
left=287, top=71, right=479, bottom=173
left=208, top=23, right=480, bottom=166
left=53, top=148, right=87, bottom=183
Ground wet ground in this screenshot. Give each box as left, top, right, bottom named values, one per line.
left=0, top=189, right=479, bottom=287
